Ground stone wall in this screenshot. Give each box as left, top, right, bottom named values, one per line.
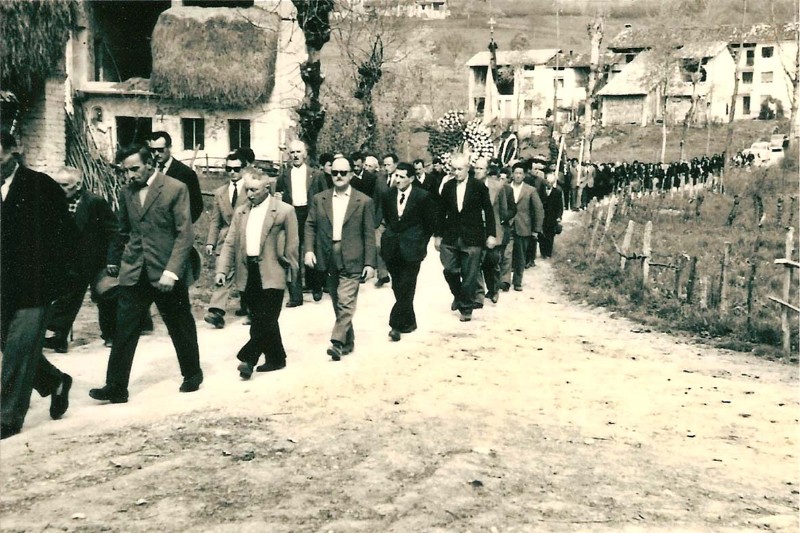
left=19, top=75, right=67, bottom=174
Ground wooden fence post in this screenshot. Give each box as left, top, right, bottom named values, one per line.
left=726, top=195, right=740, bottom=226
left=776, top=197, right=784, bottom=228
left=746, top=262, right=758, bottom=332
left=700, top=275, right=709, bottom=309
left=589, top=206, right=604, bottom=253
left=780, top=227, right=796, bottom=355
left=642, top=221, right=653, bottom=287
left=685, top=256, right=698, bottom=303
left=719, top=242, right=731, bottom=313
left=595, top=201, right=617, bottom=260
left=788, top=196, right=797, bottom=228
left=620, top=220, right=635, bottom=271
left=754, top=194, right=765, bottom=227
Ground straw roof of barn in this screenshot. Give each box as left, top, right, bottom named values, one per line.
left=597, top=50, right=659, bottom=96
left=150, top=6, right=280, bottom=108
left=609, top=22, right=799, bottom=51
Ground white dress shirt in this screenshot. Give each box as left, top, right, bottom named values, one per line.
left=417, top=172, right=426, bottom=185
left=511, top=182, right=523, bottom=203
left=455, top=180, right=467, bottom=212
left=139, top=171, right=158, bottom=206
left=397, top=183, right=411, bottom=218
left=1, top=163, right=19, bottom=201
left=290, top=164, right=308, bottom=207
left=160, top=156, right=174, bottom=174
left=331, top=186, right=351, bottom=241
left=246, top=196, right=271, bottom=256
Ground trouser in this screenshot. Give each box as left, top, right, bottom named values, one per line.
left=47, top=279, right=118, bottom=341
left=236, top=259, right=286, bottom=367
left=500, top=236, right=514, bottom=286
left=570, top=187, right=579, bottom=209
left=106, top=271, right=201, bottom=391
left=208, top=265, right=241, bottom=315
left=386, top=259, right=422, bottom=331
left=288, top=205, right=322, bottom=303
left=539, top=232, right=556, bottom=258
left=512, top=233, right=530, bottom=287
left=440, top=239, right=483, bottom=312
left=480, top=247, right=501, bottom=297
left=325, top=242, right=360, bottom=347
left=1, top=305, right=64, bottom=429
left=526, top=234, right=538, bottom=265
left=375, top=224, right=389, bottom=280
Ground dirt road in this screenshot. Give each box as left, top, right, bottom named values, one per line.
left=1, top=222, right=798, bottom=532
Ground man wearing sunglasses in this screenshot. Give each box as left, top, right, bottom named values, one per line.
left=204, top=152, right=248, bottom=329
left=305, top=157, right=376, bottom=361
left=147, top=131, right=203, bottom=223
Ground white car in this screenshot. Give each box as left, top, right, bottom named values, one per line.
left=743, top=140, right=783, bottom=167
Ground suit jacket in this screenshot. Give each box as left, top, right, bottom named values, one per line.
left=414, top=172, right=440, bottom=196
left=500, top=180, right=517, bottom=245
left=351, top=170, right=377, bottom=199
left=436, top=177, right=496, bottom=247
left=372, top=171, right=394, bottom=229
left=276, top=164, right=327, bottom=207
left=0, top=165, right=77, bottom=313
left=380, top=185, right=436, bottom=264
left=540, top=186, right=565, bottom=234
left=484, top=178, right=512, bottom=244
left=511, top=183, right=544, bottom=237
left=72, top=189, right=120, bottom=281
left=305, top=187, right=377, bottom=274
left=206, top=181, right=248, bottom=251
left=112, top=173, right=196, bottom=287
left=163, top=158, right=203, bottom=223
left=217, top=196, right=300, bottom=291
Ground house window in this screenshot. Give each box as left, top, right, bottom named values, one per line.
left=229, top=119, right=251, bottom=151
left=746, top=49, right=755, bottom=66
left=761, top=46, right=774, bottom=58
left=556, top=77, right=565, bottom=89
left=742, top=71, right=753, bottom=84
left=115, top=116, right=152, bottom=148
left=181, top=118, right=205, bottom=151
left=743, top=96, right=751, bottom=115
left=761, top=71, right=774, bottom=83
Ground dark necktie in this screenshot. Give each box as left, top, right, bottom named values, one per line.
left=231, top=184, right=238, bottom=207
left=399, top=192, right=406, bottom=205
left=158, top=162, right=165, bottom=172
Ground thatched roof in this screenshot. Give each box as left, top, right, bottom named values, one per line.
left=0, top=0, right=74, bottom=104
left=150, top=6, right=280, bottom=108
left=609, top=22, right=800, bottom=51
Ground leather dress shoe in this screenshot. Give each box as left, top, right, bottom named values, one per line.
left=234, top=308, right=249, bottom=317
left=256, top=361, right=286, bottom=372
left=514, top=285, right=523, bottom=291
left=389, top=329, right=401, bottom=342
left=179, top=371, right=204, bottom=393
left=50, top=373, right=72, bottom=420
left=342, top=343, right=354, bottom=355
left=238, top=361, right=254, bottom=380
left=312, top=290, right=323, bottom=302
left=89, top=385, right=129, bottom=404
left=500, top=282, right=511, bottom=292
left=204, top=311, right=225, bottom=329
left=1, top=424, right=21, bottom=440
left=459, top=310, right=473, bottom=322
left=103, top=338, right=114, bottom=348
left=451, top=299, right=459, bottom=311
left=488, top=292, right=500, bottom=304
left=286, top=300, right=303, bottom=308
left=375, top=276, right=390, bottom=288
left=399, top=326, right=417, bottom=334
left=44, top=335, right=68, bottom=354
left=327, top=343, right=343, bottom=361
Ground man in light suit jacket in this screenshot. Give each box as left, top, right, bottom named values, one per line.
left=434, top=154, right=496, bottom=322
left=305, top=157, right=376, bottom=361
left=89, top=145, right=203, bottom=404
left=509, top=162, right=544, bottom=291
left=44, top=166, right=120, bottom=352
left=204, top=153, right=248, bottom=329
left=276, top=140, right=328, bottom=306
left=216, top=168, right=299, bottom=378
left=380, top=162, right=436, bottom=341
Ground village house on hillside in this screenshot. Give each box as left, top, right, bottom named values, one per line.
left=1, top=0, right=305, bottom=173
left=466, top=48, right=591, bottom=125
left=337, top=0, right=449, bottom=19
left=604, top=22, right=799, bottom=125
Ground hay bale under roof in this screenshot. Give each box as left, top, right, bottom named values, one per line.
left=150, top=6, right=279, bottom=108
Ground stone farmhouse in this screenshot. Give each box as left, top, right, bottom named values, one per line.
left=602, top=23, right=799, bottom=126
left=338, top=0, right=449, bottom=19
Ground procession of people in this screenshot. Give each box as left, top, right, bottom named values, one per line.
left=13, top=127, right=702, bottom=440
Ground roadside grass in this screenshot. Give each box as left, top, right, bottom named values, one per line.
left=554, top=164, right=799, bottom=360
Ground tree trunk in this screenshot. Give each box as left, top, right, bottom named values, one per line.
left=680, top=75, right=700, bottom=160
left=660, top=90, right=668, bottom=164
left=791, top=21, right=800, bottom=139
left=583, top=16, right=604, bottom=164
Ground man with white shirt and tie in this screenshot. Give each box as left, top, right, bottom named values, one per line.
left=215, top=167, right=299, bottom=378
left=434, top=153, right=496, bottom=322
left=380, top=163, right=436, bottom=341
left=89, top=145, right=203, bottom=404
left=147, top=132, right=203, bottom=223
left=204, top=152, right=248, bottom=329
left=304, top=157, right=376, bottom=361
left=276, top=140, right=327, bottom=307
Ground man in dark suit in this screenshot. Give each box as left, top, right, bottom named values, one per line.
left=372, top=153, right=399, bottom=288
left=350, top=151, right=377, bottom=199
left=1, top=133, right=76, bottom=439
left=380, top=162, right=436, bottom=341
left=204, top=153, right=248, bottom=329
left=276, top=140, right=328, bottom=306
left=413, top=158, right=440, bottom=196
left=89, top=145, right=203, bottom=404
left=216, top=168, right=299, bottom=378
left=44, top=166, right=120, bottom=352
left=434, top=153, right=496, bottom=322
left=538, top=174, right=564, bottom=258
left=147, top=131, right=203, bottom=223
left=305, top=157, right=376, bottom=361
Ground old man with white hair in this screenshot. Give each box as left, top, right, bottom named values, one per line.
left=44, top=166, right=120, bottom=353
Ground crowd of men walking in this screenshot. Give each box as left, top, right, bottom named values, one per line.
left=1, top=131, right=570, bottom=440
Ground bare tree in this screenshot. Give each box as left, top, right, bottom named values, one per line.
left=582, top=14, right=603, bottom=164
left=769, top=0, right=800, bottom=138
